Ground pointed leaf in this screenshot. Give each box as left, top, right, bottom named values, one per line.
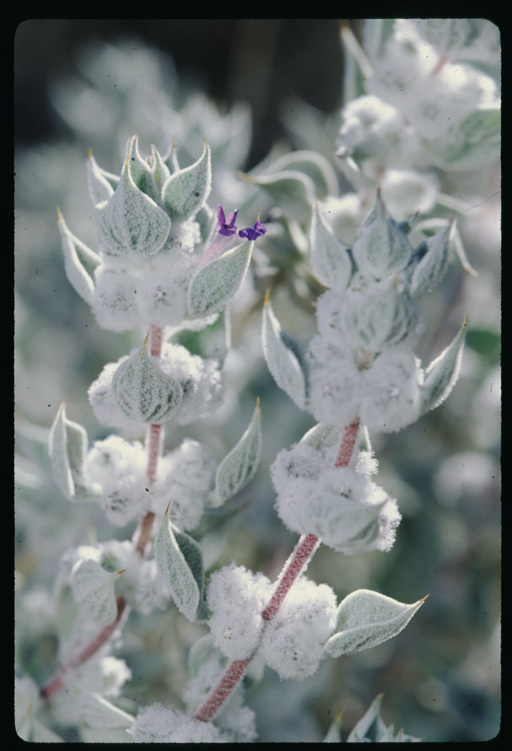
left=409, top=219, right=454, bottom=298
left=213, top=400, right=261, bottom=506
left=112, top=340, right=183, bottom=424
left=310, top=201, right=352, bottom=292
left=161, top=143, right=211, bottom=222
left=69, top=559, right=120, bottom=626
left=154, top=509, right=206, bottom=622
left=126, top=134, right=159, bottom=202
left=420, top=317, right=468, bottom=414
left=95, top=154, right=171, bottom=259
left=264, top=149, right=339, bottom=198
left=352, top=190, right=412, bottom=280
left=244, top=170, right=315, bottom=223
left=57, top=210, right=100, bottom=305
left=188, top=240, right=253, bottom=318
left=86, top=151, right=117, bottom=205
left=262, top=294, right=307, bottom=409
left=48, top=402, right=90, bottom=501
left=323, top=589, right=426, bottom=659
left=81, top=694, right=134, bottom=729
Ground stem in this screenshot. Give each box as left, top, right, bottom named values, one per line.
left=40, top=596, right=127, bottom=700
left=193, top=658, right=253, bottom=723
left=335, top=420, right=360, bottom=468
left=42, top=325, right=167, bottom=700
left=149, top=324, right=163, bottom=357
left=261, top=534, right=320, bottom=622
left=193, top=420, right=361, bottom=722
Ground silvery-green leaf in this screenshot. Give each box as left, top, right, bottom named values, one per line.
left=86, top=151, right=118, bottom=206
left=420, top=317, right=468, bottom=414
left=323, top=589, right=426, bottom=659
left=57, top=210, right=100, bottom=305
left=188, top=240, right=252, bottom=318
left=81, top=694, right=134, bottom=729
left=264, top=149, right=339, bottom=199
left=244, top=170, right=315, bottom=223
left=96, top=154, right=171, bottom=259
left=112, top=341, right=183, bottom=424
left=352, top=190, right=413, bottom=280
left=213, top=400, right=261, bottom=506
left=322, top=711, right=343, bottom=742
left=154, top=508, right=207, bottom=622
left=48, top=402, right=91, bottom=501
left=69, top=558, right=121, bottom=626
left=437, top=107, right=501, bottom=172
left=161, top=143, right=211, bottom=223
left=149, top=144, right=172, bottom=192
left=261, top=294, right=308, bottom=410
left=347, top=694, right=422, bottom=743
left=126, top=134, right=159, bottom=202
left=409, top=219, right=454, bottom=298
left=310, top=201, right=352, bottom=292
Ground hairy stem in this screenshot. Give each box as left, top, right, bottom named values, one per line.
left=42, top=326, right=167, bottom=699
left=193, top=420, right=361, bottom=723
left=40, top=596, right=127, bottom=700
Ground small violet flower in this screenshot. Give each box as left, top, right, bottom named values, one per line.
left=199, top=205, right=266, bottom=268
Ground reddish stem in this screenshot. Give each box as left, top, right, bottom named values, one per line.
left=149, top=324, right=163, bottom=357
left=430, top=53, right=449, bottom=76
left=193, top=420, right=361, bottom=722
left=193, top=658, right=253, bottom=723
left=41, top=327, right=166, bottom=701
left=261, top=533, right=320, bottom=622
left=40, top=596, right=127, bottom=700
left=335, top=420, right=360, bottom=468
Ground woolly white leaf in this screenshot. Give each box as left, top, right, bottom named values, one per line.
left=420, top=317, right=467, bottom=414
left=95, top=153, right=171, bottom=259
left=323, top=588, right=425, bottom=659
left=154, top=509, right=206, bottom=622
left=112, top=340, right=183, bottom=424
left=213, top=400, right=261, bottom=506
left=310, top=201, right=352, bottom=292
left=409, top=220, right=454, bottom=298
left=57, top=210, right=100, bottom=305
left=69, top=558, right=121, bottom=626
left=262, top=294, right=307, bottom=409
left=48, top=402, right=90, bottom=501
left=188, top=240, right=252, bottom=318
left=162, top=143, right=211, bottom=223
left=352, top=190, right=412, bottom=280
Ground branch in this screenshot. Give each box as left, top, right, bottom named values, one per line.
left=193, top=420, right=361, bottom=722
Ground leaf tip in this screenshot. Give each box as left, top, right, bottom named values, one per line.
left=263, top=288, right=271, bottom=307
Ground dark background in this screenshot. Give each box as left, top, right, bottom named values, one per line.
left=14, top=18, right=347, bottom=167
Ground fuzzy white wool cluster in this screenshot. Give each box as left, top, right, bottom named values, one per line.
left=84, top=435, right=217, bottom=531
left=151, top=438, right=217, bottom=530
left=83, top=435, right=150, bottom=525
left=87, top=342, right=224, bottom=431
left=307, top=335, right=423, bottom=433
left=369, top=19, right=499, bottom=141
left=92, top=222, right=201, bottom=332
left=206, top=563, right=273, bottom=660
left=271, top=443, right=401, bottom=554
left=259, top=577, right=337, bottom=680
left=129, top=703, right=232, bottom=743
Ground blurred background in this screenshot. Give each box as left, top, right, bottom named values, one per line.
left=14, top=19, right=500, bottom=742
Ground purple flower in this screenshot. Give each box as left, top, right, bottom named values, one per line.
left=217, top=205, right=239, bottom=237
left=239, top=219, right=266, bottom=241
left=198, top=205, right=267, bottom=269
